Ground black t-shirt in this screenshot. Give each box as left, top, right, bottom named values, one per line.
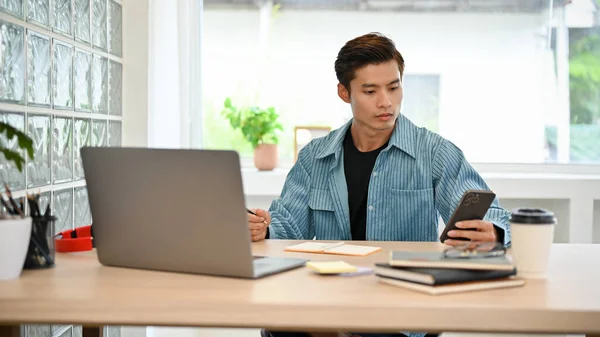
left=343, top=129, right=388, bottom=240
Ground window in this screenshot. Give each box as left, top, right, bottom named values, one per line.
left=545, top=23, right=600, bottom=163
left=201, top=0, right=600, bottom=167
left=402, top=74, right=440, bottom=133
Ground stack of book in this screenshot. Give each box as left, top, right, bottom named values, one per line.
left=374, top=250, right=525, bottom=295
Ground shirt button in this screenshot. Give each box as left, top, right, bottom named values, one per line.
left=368, top=205, right=374, bottom=211
left=373, top=172, right=378, bottom=176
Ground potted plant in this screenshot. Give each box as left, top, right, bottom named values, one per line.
left=0, top=121, right=34, bottom=280
left=221, top=97, right=283, bottom=171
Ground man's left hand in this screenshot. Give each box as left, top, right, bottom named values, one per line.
left=444, top=220, right=498, bottom=246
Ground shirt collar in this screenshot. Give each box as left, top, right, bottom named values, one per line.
left=315, top=114, right=416, bottom=160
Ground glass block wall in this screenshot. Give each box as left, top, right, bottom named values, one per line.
left=0, top=0, right=122, bottom=336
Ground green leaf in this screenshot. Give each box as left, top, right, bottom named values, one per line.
left=6, top=126, right=14, bottom=139
left=17, top=133, right=34, bottom=160
left=0, top=121, right=35, bottom=172
left=0, top=148, right=25, bottom=172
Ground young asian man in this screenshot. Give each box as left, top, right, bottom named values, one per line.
left=247, top=32, right=511, bottom=337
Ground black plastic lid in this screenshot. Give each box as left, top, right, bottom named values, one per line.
left=510, top=208, right=555, bottom=224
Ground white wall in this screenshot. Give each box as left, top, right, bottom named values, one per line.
left=202, top=9, right=559, bottom=163
left=147, top=0, right=203, bottom=149
left=122, top=0, right=150, bottom=147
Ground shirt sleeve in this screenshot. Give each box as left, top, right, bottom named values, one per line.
left=266, top=143, right=315, bottom=240
left=432, top=139, right=511, bottom=246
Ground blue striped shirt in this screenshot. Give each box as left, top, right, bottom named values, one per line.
left=268, top=114, right=511, bottom=245
left=267, top=115, right=511, bottom=337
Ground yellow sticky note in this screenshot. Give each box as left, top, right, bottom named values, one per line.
left=305, top=261, right=358, bottom=274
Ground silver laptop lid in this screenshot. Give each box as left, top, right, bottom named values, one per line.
left=81, top=147, right=255, bottom=278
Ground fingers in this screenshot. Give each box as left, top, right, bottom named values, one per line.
left=443, top=239, right=470, bottom=247
left=247, top=213, right=266, bottom=223
left=249, top=222, right=267, bottom=240
left=254, top=208, right=267, bottom=217
left=248, top=222, right=267, bottom=230
left=248, top=208, right=269, bottom=224
left=250, top=228, right=264, bottom=236
left=251, top=231, right=266, bottom=242
left=456, top=220, right=493, bottom=231
left=447, top=229, right=495, bottom=242
left=448, top=220, right=496, bottom=242
left=254, top=208, right=271, bottom=224
left=443, top=239, right=481, bottom=249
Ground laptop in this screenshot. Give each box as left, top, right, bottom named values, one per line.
left=80, top=147, right=307, bottom=279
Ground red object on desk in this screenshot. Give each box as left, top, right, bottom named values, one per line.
left=55, top=225, right=94, bottom=252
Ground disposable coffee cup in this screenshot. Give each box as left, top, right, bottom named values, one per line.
left=509, top=208, right=556, bottom=279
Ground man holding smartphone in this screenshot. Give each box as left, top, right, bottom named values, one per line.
left=247, top=32, right=511, bottom=337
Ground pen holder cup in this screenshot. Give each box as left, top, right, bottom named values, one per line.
left=23, top=215, right=57, bottom=269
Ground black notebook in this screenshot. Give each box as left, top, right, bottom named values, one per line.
left=374, top=263, right=517, bottom=285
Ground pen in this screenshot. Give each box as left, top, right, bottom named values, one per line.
left=0, top=193, right=11, bottom=214
left=3, top=184, right=23, bottom=217
left=27, top=194, right=40, bottom=217
left=246, top=208, right=268, bottom=225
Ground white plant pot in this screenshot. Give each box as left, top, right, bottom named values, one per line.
left=0, top=217, right=32, bottom=281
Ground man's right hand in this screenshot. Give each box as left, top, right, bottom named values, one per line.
left=247, top=208, right=270, bottom=242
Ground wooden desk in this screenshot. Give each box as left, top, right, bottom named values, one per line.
left=1, top=240, right=600, bottom=337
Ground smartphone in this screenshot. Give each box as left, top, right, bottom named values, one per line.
left=439, top=189, right=497, bottom=243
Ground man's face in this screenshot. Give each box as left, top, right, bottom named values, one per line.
left=338, top=60, right=403, bottom=132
